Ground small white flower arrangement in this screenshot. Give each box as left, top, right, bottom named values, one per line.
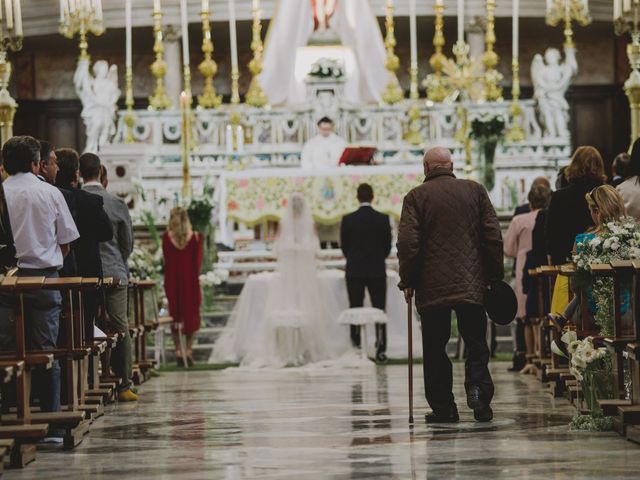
left=551, top=331, right=614, bottom=430
left=199, top=268, right=230, bottom=288
left=308, top=58, right=345, bottom=80
left=128, top=246, right=162, bottom=281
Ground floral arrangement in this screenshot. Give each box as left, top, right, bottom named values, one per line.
left=308, top=58, right=344, bottom=80
left=552, top=331, right=614, bottom=431
left=572, top=217, right=640, bottom=335
left=199, top=269, right=229, bottom=288
left=469, top=114, right=505, bottom=191
left=187, top=182, right=215, bottom=234
left=128, top=247, right=163, bottom=281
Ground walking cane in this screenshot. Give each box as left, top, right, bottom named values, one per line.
left=407, top=294, right=414, bottom=424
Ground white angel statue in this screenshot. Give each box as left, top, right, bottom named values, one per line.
left=74, top=58, right=120, bottom=153
left=531, top=47, right=578, bottom=139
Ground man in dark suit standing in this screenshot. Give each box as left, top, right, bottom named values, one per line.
left=340, top=184, right=392, bottom=362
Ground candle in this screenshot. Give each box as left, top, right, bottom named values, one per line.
left=614, top=0, right=622, bottom=18
left=226, top=125, right=233, bottom=152
left=409, top=0, right=417, bottom=70
left=546, top=0, right=552, bottom=13
left=13, top=0, right=21, bottom=36
left=153, top=0, right=161, bottom=14
left=94, top=0, right=103, bottom=21
left=125, top=0, right=132, bottom=69
left=236, top=126, right=244, bottom=153
left=4, top=0, right=12, bottom=30
left=252, top=0, right=259, bottom=11
left=435, top=0, right=443, bottom=5
left=201, top=0, right=209, bottom=13
left=624, top=0, right=632, bottom=12
left=228, top=0, right=238, bottom=73
left=512, top=0, right=519, bottom=60
left=180, top=0, right=190, bottom=67
left=59, top=0, right=65, bottom=22
left=457, top=0, right=463, bottom=43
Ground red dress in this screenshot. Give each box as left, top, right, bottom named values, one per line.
left=163, top=232, right=203, bottom=335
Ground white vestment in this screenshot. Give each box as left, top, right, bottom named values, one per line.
left=300, top=133, right=347, bottom=170
left=259, top=0, right=387, bottom=105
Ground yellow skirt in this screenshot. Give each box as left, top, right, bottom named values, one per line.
left=550, top=274, right=569, bottom=315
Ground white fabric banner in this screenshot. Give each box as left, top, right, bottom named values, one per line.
left=259, top=0, right=388, bottom=106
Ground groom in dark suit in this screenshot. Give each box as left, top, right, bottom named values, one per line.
left=340, top=184, right=392, bottom=362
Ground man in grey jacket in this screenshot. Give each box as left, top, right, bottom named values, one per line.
left=80, top=153, right=137, bottom=402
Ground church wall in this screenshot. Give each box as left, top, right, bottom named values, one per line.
left=11, top=17, right=627, bottom=159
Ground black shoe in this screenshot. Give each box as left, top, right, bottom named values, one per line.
left=474, top=406, right=493, bottom=422
left=425, top=406, right=459, bottom=424
left=187, top=356, right=195, bottom=367
left=176, top=358, right=184, bottom=367
left=547, top=313, right=566, bottom=331
left=466, top=386, right=485, bottom=410
left=508, top=353, right=526, bottom=372
left=375, top=351, right=388, bottom=364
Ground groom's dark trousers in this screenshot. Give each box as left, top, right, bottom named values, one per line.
left=346, top=277, right=386, bottom=350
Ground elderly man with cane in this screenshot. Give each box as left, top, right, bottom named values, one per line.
left=397, top=147, right=504, bottom=423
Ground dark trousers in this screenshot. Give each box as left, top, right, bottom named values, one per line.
left=419, top=303, right=494, bottom=412
left=346, top=277, right=387, bottom=354
left=0, top=268, right=61, bottom=413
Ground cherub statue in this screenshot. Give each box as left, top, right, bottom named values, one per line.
left=531, top=47, right=577, bottom=139
left=74, top=58, right=120, bottom=153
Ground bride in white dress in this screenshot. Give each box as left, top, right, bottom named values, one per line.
left=212, top=193, right=351, bottom=368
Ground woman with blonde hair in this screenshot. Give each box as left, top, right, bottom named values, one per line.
left=163, top=206, right=203, bottom=366
left=548, top=185, right=628, bottom=329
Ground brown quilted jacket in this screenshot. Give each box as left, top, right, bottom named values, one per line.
left=397, top=169, right=504, bottom=312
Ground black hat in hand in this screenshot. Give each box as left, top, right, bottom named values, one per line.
left=484, top=280, right=518, bottom=326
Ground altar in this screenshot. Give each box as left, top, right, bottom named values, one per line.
left=216, top=164, right=423, bottom=243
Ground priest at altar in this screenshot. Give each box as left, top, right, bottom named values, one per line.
left=301, top=117, right=348, bottom=170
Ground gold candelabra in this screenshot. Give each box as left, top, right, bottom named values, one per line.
left=424, top=1, right=447, bottom=103
left=198, top=8, right=222, bottom=108
left=505, top=58, right=525, bottom=142
left=124, top=66, right=135, bottom=143
left=483, top=0, right=503, bottom=101
left=546, top=0, right=591, bottom=48
left=615, top=2, right=640, bottom=148
left=246, top=3, right=268, bottom=107
left=149, top=11, right=172, bottom=110
left=0, top=25, right=23, bottom=145
left=381, top=0, right=403, bottom=105
left=59, top=1, right=104, bottom=60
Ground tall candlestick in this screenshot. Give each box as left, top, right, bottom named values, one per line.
left=180, top=0, right=190, bottom=68
left=153, top=0, right=161, bottom=14
left=125, top=0, right=132, bottom=68
left=228, top=0, right=240, bottom=104
left=457, top=0, right=464, bottom=43
left=409, top=0, right=417, bottom=68
left=201, top=0, right=209, bottom=12
left=512, top=0, right=519, bottom=60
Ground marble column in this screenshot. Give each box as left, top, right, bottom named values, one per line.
left=466, top=16, right=485, bottom=60
left=164, top=25, right=183, bottom=106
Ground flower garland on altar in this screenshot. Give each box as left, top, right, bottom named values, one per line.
left=308, top=58, right=344, bottom=79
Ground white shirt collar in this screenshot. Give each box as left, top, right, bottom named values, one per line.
left=359, top=203, right=372, bottom=207
left=83, top=181, right=103, bottom=188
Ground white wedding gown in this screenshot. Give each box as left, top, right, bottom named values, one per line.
left=211, top=193, right=357, bottom=368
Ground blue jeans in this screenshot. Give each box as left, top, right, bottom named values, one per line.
left=0, top=268, right=61, bottom=412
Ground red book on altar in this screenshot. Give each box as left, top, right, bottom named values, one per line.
left=338, top=147, right=377, bottom=166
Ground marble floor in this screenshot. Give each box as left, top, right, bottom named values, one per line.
left=5, top=363, right=640, bottom=479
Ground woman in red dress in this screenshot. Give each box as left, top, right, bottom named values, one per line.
left=163, top=207, right=203, bottom=366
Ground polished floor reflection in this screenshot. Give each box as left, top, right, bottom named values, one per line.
left=4, top=363, right=640, bottom=479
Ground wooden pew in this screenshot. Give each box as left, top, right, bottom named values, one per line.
left=92, top=278, right=122, bottom=401
left=130, top=280, right=158, bottom=385
left=617, top=260, right=640, bottom=440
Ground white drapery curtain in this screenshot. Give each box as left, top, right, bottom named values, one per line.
left=259, top=0, right=388, bottom=106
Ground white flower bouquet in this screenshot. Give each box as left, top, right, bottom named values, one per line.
left=199, top=269, right=229, bottom=288
left=128, top=246, right=162, bottom=281
left=308, top=58, right=345, bottom=79
left=552, top=331, right=614, bottom=430
left=571, top=217, right=640, bottom=335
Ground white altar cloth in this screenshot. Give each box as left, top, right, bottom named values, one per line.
left=210, top=269, right=422, bottom=364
